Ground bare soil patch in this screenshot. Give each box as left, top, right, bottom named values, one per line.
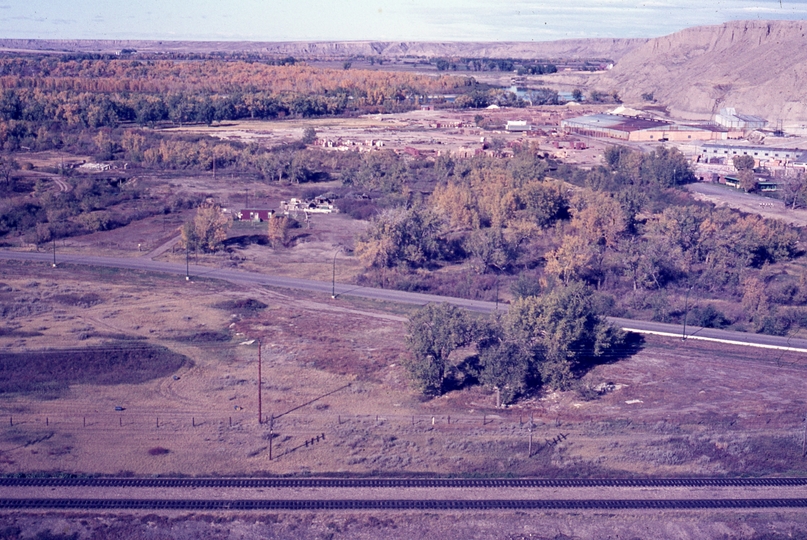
left=686, top=182, right=807, bottom=226
left=0, top=343, right=189, bottom=398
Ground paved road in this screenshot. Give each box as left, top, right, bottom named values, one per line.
left=4, top=250, right=807, bottom=353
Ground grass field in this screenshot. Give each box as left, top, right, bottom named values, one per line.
left=1, top=260, right=807, bottom=480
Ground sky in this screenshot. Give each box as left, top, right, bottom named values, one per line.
left=1, top=0, right=806, bottom=42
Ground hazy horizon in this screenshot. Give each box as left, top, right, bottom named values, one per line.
left=1, top=1, right=806, bottom=43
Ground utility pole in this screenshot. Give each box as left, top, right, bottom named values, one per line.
left=269, top=414, right=274, bottom=460
left=332, top=246, right=343, bottom=298
left=52, top=238, right=56, bottom=268
left=257, top=338, right=262, bottom=425
left=185, top=244, right=190, bottom=281
left=802, top=413, right=806, bottom=457
left=682, top=286, right=693, bottom=340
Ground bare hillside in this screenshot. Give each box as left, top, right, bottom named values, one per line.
left=598, top=20, right=807, bottom=123
left=0, top=38, right=645, bottom=61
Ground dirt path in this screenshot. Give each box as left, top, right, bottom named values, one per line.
left=52, top=176, right=71, bottom=192
left=143, top=233, right=181, bottom=259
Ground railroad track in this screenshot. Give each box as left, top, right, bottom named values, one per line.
left=1, top=498, right=806, bottom=511
left=1, top=477, right=806, bottom=488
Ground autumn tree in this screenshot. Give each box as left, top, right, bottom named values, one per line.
left=778, top=172, right=807, bottom=209
left=739, top=169, right=758, bottom=192
left=545, top=235, right=598, bottom=285
left=267, top=215, right=292, bottom=248
left=181, top=203, right=231, bottom=252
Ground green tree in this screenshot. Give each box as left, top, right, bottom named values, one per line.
left=301, top=127, right=317, bottom=145
left=464, top=227, right=517, bottom=273
left=477, top=337, right=533, bottom=406
left=518, top=181, right=567, bottom=228
left=0, top=156, right=18, bottom=187
left=356, top=207, right=446, bottom=269
left=533, top=283, right=623, bottom=389
left=405, top=303, right=474, bottom=396
left=733, top=154, right=755, bottom=171
left=504, top=284, right=624, bottom=391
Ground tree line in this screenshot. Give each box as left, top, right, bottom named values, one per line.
left=0, top=56, right=477, bottom=131
left=354, top=144, right=806, bottom=336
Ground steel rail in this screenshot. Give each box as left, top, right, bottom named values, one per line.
left=1, top=477, right=806, bottom=488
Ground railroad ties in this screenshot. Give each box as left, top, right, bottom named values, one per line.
left=1, top=498, right=806, bottom=511
left=3, top=477, right=806, bottom=512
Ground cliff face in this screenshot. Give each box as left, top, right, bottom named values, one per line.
left=599, top=20, right=807, bottom=123
left=0, top=38, right=646, bottom=61
left=255, top=39, right=648, bottom=60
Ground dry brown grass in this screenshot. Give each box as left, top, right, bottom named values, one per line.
left=1, top=259, right=807, bottom=479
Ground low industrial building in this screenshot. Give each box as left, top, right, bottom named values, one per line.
left=714, top=107, right=768, bottom=131
left=505, top=120, right=532, bottom=132
left=699, top=143, right=805, bottom=165
left=560, top=114, right=734, bottom=142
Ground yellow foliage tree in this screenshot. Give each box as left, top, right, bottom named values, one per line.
left=545, top=235, right=598, bottom=284
left=181, top=203, right=231, bottom=252
left=267, top=215, right=292, bottom=248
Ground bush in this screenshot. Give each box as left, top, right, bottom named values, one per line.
left=213, top=298, right=268, bottom=314
left=510, top=272, right=542, bottom=299
left=337, top=198, right=379, bottom=220
left=688, top=304, right=730, bottom=328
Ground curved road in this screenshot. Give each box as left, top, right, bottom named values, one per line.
left=3, top=250, right=807, bottom=353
